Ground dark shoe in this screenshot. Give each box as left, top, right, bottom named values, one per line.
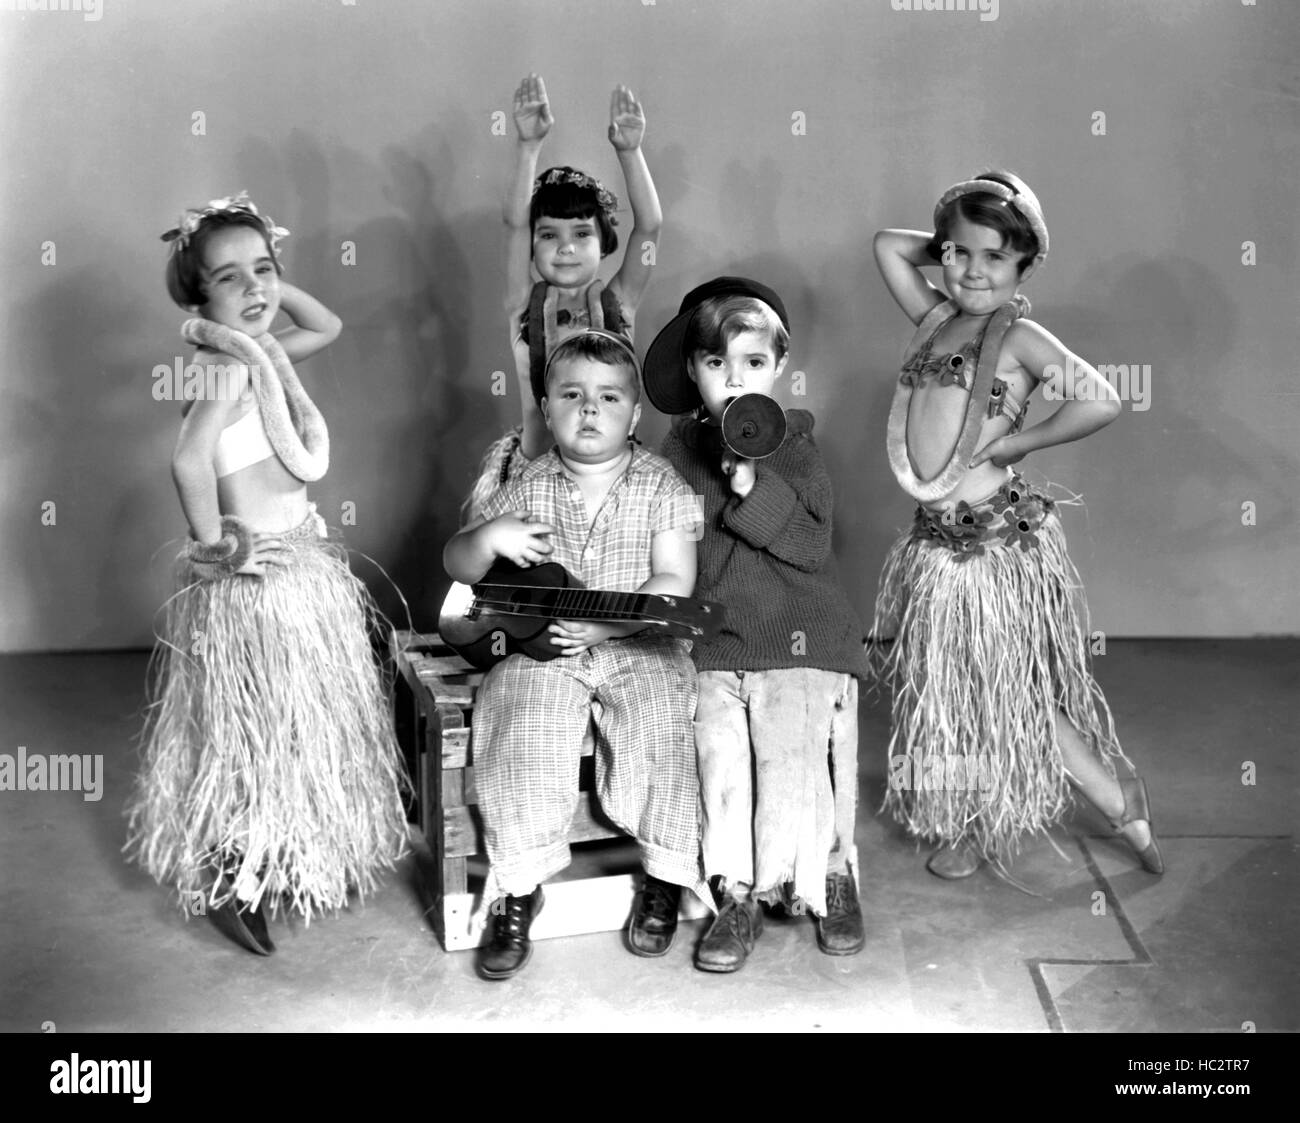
left=628, top=874, right=681, bottom=957
left=694, top=894, right=762, bottom=973
left=477, top=887, right=544, bottom=981
left=209, top=853, right=275, bottom=956
left=226, top=895, right=275, bottom=956
left=815, top=870, right=864, bottom=956
left=926, top=843, right=983, bottom=879
left=1108, top=776, right=1165, bottom=875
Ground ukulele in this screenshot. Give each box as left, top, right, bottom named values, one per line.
left=438, top=560, right=725, bottom=670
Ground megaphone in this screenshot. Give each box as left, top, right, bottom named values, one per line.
left=721, top=393, right=787, bottom=460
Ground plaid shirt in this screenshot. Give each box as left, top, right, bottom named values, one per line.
left=479, top=445, right=701, bottom=591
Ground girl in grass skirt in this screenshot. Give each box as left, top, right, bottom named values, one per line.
left=870, top=172, right=1164, bottom=881
left=125, top=194, right=408, bottom=953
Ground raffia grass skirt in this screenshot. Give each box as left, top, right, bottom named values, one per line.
left=869, top=476, right=1131, bottom=865
left=124, top=511, right=410, bottom=919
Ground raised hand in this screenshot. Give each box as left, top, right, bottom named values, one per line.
left=608, top=84, right=646, bottom=151
left=513, top=73, right=553, bottom=143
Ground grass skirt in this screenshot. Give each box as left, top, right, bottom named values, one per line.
left=125, top=512, right=410, bottom=919
left=869, top=475, right=1131, bottom=865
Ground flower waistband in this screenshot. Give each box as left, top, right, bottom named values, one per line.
left=912, top=475, right=1055, bottom=561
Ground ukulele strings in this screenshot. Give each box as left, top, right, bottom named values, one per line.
left=471, top=585, right=669, bottom=625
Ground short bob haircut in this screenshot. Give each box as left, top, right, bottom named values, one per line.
left=529, top=166, right=619, bottom=257
left=682, top=294, right=790, bottom=365
left=165, top=211, right=282, bottom=309
left=543, top=331, right=640, bottom=400
left=927, top=171, right=1041, bottom=275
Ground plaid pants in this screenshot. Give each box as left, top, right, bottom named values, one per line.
left=473, top=636, right=708, bottom=904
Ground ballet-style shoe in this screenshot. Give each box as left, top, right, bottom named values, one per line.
left=221, top=894, right=276, bottom=956
left=1108, top=776, right=1165, bottom=875
left=210, top=851, right=275, bottom=955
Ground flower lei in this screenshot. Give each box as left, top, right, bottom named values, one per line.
left=160, top=191, right=290, bottom=255
left=532, top=167, right=620, bottom=225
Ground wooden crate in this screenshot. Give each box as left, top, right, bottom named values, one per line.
left=392, top=630, right=710, bottom=951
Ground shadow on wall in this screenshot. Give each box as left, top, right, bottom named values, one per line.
left=6, top=256, right=170, bottom=648
left=222, top=123, right=500, bottom=635
left=1048, top=253, right=1295, bottom=582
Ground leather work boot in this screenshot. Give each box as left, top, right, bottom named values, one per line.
left=477, top=886, right=545, bottom=981
left=694, top=893, right=762, bottom=973
left=628, top=874, right=681, bottom=957
left=815, top=869, right=864, bottom=956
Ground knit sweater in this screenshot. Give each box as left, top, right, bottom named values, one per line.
left=661, top=409, right=868, bottom=677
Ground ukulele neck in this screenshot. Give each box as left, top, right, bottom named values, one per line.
left=473, top=583, right=654, bottom=623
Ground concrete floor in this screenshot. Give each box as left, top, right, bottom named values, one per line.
left=1, top=640, right=1296, bottom=1032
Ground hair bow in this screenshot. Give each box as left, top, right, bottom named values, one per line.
left=160, top=190, right=290, bottom=254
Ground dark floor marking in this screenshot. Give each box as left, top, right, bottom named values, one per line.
left=1025, top=831, right=1293, bottom=1031
left=1026, top=836, right=1153, bottom=1033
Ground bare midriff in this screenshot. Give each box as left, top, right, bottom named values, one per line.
left=217, top=453, right=311, bottom=534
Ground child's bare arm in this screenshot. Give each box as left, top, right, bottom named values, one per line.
left=273, top=282, right=343, bottom=362
left=171, top=393, right=233, bottom=546
left=513, top=367, right=551, bottom=461
left=873, top=229, right=946, bottom=326
left=641, top=524, right=696, bottom=599
left=969, top=320, right=1121, bottom=468
left=171, top=349, right=250, bottom=543
left=444, top=510, right=554, bottom=583
left=504, top=74, right=553, bottom=460
left=508, top=324, right=550, bottom=460
left=504, top=74, right=552, bottom=319
left=607, top=85, right=661, bottom=317
left=509, top=321, right=549, bottom=461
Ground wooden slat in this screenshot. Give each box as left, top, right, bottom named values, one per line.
left=442, top=856, right=468, bottom=896
left=393, top=630, right=450, bottom=654
left=410, top=653, right=477, bottom=676
left=442, top=805, right=482, bottom=859
left=440, top=727, right=472, bottom=769
left=441, top=769, right=464, bottom=809
left=422, top=681, right=476, bottom=706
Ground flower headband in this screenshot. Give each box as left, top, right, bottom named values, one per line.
left=935, top=177, right=1049, bottom=261
left=160, top=191, right=290, bottom=255
left=532, top=167, right=620, bottom=225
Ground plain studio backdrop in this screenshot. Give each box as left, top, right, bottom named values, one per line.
left=0, top=0, right=1296, bottom=652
